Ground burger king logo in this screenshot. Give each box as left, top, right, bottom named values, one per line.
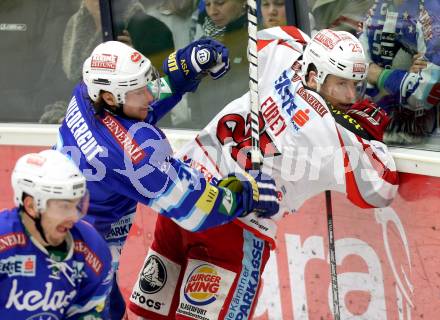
left=184, top=264, right=221, bottom=306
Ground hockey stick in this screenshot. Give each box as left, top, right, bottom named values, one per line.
left=325, top=190, right=341, bottom=319
left=247, top=0, right=261, bottom=170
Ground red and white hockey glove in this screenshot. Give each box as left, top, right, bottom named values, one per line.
left=346, top=99, right=391, bottom=141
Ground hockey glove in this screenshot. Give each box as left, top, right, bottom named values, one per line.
left=219, top=171, right=279, bottom=218
left=163, top=38, right=230, bottom=94
left=346, top=99, right=391, bottom=142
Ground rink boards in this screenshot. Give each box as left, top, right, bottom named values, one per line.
left=1, top=127, right=440, bottom=319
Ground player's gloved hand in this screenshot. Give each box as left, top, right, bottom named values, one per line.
left=346, top=99, right=391, bottom=142
left=218, top=171, right=279, bottom=218
left=163, top=38, right=230, bottom=94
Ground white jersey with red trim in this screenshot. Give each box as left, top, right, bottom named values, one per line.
left=177, top=26, right=399, bottom=247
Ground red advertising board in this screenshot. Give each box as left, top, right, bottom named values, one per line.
left=2, top=145, right=440, bottom=319
left=120, top=174, right=440, bottom=319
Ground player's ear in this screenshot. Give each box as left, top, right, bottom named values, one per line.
left=307, top=70, right=318, bottom=89
left=101, top=91, right=118, bottom=107
left=23, top=196, right=37, bottom=217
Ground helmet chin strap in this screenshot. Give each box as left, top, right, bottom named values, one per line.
left=316, top=81, right=321, bottom=92
left=22, top=207, right=50, bottom=245
left=114, top=103, right=130, bottom=119
left=103, top=99, right=131, bottom=119
left=34, top=215, right=50, bottom=245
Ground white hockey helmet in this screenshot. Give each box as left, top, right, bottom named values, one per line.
left=82, top=41, right=160, bottom=104
left=302, top=29, right=368, bottom=85
left=11, top=150, right=88, bottom=214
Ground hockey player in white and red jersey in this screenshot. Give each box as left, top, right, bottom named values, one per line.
left=0, top=150, right=113, bottom=319
left=129, top=26, right=399, bottom=320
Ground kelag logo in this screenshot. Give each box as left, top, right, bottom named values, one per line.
left=184, top=264, right=221, bottom=306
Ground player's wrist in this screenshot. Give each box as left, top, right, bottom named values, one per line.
left=377, top=69, right=392, bottom=92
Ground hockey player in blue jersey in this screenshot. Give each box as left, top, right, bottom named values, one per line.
left=0, top=149, right=113, bottom=319
left=360, top=0, right=440, bottom=143
left=55, top=39, right=280, bottom=319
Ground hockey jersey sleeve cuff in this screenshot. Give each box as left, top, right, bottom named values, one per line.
left=378, top=69, right=407, bottom=95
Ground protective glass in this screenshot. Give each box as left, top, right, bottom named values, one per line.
left=45, top=191, right=90, bottom=220
left=124, top=66, right=161, bottom=106
left=146, top=66, right=161, bottom=101
left=320, top=76, right=367, bottom=109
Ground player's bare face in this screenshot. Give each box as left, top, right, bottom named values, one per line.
left=320, top=75, right=359, bottom=110
left=205, top=0, right=245, bottom=27
left=123, top=86, right=155, bottom=120
left=43, top=199, right=81, bottom=246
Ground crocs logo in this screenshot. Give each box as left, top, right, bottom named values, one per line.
left=139, top=255, right=167, bottom=294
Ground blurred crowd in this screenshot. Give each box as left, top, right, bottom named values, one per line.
left=1, top=0, right=438, bottom=146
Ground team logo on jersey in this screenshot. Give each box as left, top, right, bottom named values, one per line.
left=0, top=255, right=36, bottom=277
left=139, top=255, right=167, bottom=294
left=183, top=264, right=221, bottom=306
left=49, top=260, right=87, bottom=284
left=26, top=312, right=59, bottom=320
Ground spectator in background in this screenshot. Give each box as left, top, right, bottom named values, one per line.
left=359, top=0, right=440, bottom=144
left=260, top=0, right=287, bottom=28
left=187, top=0, right=249, bottom=128
left=193, top=0, right=247, bottom=39
left=309, top=0, right=373, bottom=34
left=45, top=0, right=174, bottom=125
left=39, top=100, right=68, bottom=124
left=0, top=0, right=76, bottom=123
left=62, top=0, right=174, bottom=83
left=141, top=0, right=198, bottom=127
